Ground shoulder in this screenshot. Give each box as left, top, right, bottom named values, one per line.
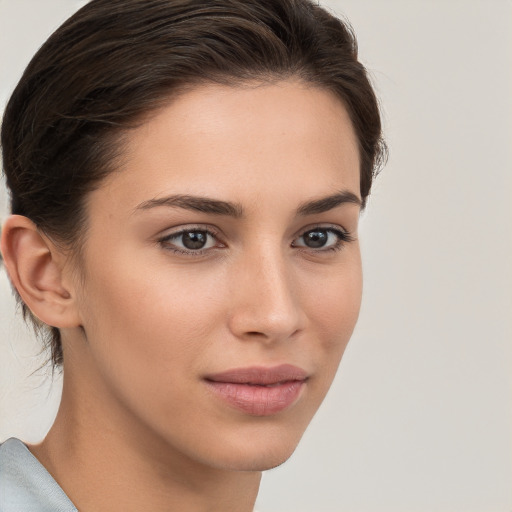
left=0, top=438, right=77, bottom=512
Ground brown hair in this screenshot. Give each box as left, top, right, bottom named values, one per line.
left=1, top=0, right=386, bottom=367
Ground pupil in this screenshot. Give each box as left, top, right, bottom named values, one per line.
left=305, top=230, right=327, bottom=248
left=182, top=231, right=207, bottom=249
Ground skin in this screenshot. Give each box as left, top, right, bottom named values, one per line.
left=1, top=80, right=362, bottom=512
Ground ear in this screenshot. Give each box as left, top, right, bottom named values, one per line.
left=0, top=215, right=81, bottom=329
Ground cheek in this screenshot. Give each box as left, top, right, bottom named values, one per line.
left=78, top=252, right=227, bottom=382
left=75, top=259, right=230, bottom=431
left=308, top=255, right=362, bottom=332
left=90, top=265, right=224, bottom=346
left=301, top=252, right=363, bottom=371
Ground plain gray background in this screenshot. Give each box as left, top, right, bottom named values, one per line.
left=1, top=1, right=511, bottom=511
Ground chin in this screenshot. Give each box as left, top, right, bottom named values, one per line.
left=215, top=448, right=298, bottom=473
left=202, top=424, right=306, bottom=472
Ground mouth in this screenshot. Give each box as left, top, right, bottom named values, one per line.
left=204, top=364, right=308, bottom=416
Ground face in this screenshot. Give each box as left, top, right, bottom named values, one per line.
left=66, top=80, right=362, bottom=472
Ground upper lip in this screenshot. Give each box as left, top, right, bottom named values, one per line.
left=204, top=364, right=308, bottom=385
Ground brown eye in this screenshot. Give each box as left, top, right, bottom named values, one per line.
left=181, top=231, right=208, bottom=249
left=293, top=227, right=353, bottom=252
left=160, top=228, right=219, bottom=254
left=303, top=229, right=329, bottom=248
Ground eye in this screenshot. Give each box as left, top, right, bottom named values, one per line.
left=158, top=228, right=220, bottom=254
left=292, top=227, right=353, bottom=251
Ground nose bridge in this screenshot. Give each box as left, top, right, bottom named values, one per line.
left=228, top=238, right=303, bottom=341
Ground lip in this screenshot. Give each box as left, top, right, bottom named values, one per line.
left=204, top=364, right=308, bottom=416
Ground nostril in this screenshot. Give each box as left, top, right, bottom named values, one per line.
left=241, top=328, right=302, bottom=342
left=244, top=331, right=270, bottom=339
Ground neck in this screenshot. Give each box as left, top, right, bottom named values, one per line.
left=29, top=364, right=261, bottom=512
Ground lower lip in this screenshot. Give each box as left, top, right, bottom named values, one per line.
left=205, top=380, right=305, bottom=416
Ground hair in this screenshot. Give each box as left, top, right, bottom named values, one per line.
left=1, top=0, right=386, bottom=368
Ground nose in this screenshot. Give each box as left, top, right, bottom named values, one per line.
left=227, top=244, right=305, bottom=343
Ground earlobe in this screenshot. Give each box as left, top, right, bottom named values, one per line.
left=0, top=215, right=81, bottom=328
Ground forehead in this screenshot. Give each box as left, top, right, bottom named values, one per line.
left=93, top=80, right=360, bottom=215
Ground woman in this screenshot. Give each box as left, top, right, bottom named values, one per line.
left=0, top=0, right=385, bottom=510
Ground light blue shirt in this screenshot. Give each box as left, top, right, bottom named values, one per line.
left=0, top=437, right=263, bottom=511
left=0, top=438, right=78, bottom=511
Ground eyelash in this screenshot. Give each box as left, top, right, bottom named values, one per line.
left=292, top=226, right=355, bottom=253
left=158, top=226, right=223, bottom=256
left=157, top=224, right=354, bottom=257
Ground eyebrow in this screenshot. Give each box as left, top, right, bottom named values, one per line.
left=296, top=190, right=362, bottom=215
left=135, top=190, right=361, bottom=217
left=136, top=194, right=244, bottom=217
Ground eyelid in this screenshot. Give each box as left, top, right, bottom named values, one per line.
left=295, top=223, right=354, bottom=240
left=157, top=223, right=223, bottom=240
left=157, top=224, right=226, bottom=255
left=292, top=224, right=355, bottom=251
